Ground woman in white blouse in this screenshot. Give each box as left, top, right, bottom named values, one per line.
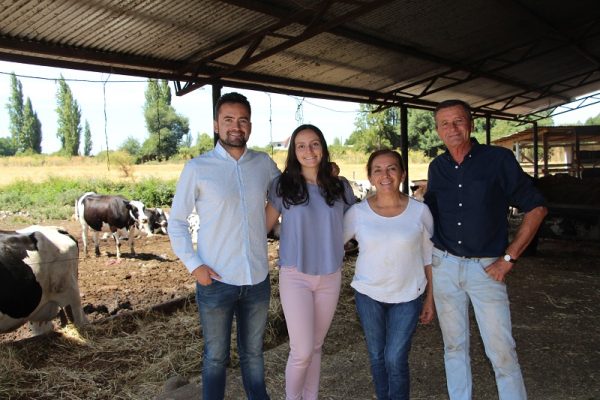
left=343, top=149, right=435, bottom=400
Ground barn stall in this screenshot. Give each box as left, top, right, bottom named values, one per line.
left=494, top=126, right=600, bottom=242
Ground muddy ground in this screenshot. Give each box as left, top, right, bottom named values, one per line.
left=1, top=220, right=196, bottom=343
left=1, top=218, right=599, bottom=399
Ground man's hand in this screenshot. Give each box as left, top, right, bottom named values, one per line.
left=191, top=265, right=221, bottom=286
left=485, top=259, right=513, bottom=282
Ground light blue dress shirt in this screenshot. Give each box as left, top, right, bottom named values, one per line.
left=168, top=142, right=280, bottom=286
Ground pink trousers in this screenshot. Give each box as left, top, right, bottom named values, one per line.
left=279, top=267, right=342, bottom=400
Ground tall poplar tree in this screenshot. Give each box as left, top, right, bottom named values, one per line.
left=6, top=72, right=24, bottom=151
left=83, top=120, right=92, bottom=156
left=56, top=76, right=82, bottom=156
left=21, top=98, right=42, bottom=153
left=6, top=73, right=42, bottom=154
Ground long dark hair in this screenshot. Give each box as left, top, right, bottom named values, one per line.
left=277, top=124, right=347, bottom=208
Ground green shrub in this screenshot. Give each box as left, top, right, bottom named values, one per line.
left=0, top=177, right=175, bottom=224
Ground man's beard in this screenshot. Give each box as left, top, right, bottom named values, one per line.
left=219, top=135, right=247, bottom=148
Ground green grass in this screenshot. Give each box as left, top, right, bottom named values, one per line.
left=0, top=149, right=432, bottom=225
left=0, top=177, right=176, bottom=223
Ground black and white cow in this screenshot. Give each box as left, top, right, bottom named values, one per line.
left=75, top=192, right=150, bottom=259
left=349, top=179, right=373, bottom=201
left=409, top=180, right=428, bottom=202
left=187, top=212, right=200, bottom=244
left=143, top=208, right=169, bottom=236
left=0, top=225, right=87, bottom=335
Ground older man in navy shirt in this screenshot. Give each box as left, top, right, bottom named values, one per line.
left=424, top=99, right=547, bottom=400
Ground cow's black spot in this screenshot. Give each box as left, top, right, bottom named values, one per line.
left=0, top=232, right=43, bottom=318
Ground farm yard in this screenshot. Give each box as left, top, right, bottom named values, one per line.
left=0, top=215, right=598, bottom=399
left=0, top=157, right=598, bottom=399
left=2, top=0, right=600, bottom=397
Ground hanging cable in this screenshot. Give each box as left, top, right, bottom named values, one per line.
left=0, top=70, right=146, bottom=83
left=267, top=93, right=273, bottom=157
left=295, top=97, right=305, bottom=125
left=103, top=73, right=111, bottom=170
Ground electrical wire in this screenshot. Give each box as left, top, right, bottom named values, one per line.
left=0, top=70, right=146, bottom=84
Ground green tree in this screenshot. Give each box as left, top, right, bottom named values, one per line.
left=6, top=72, right=24, bottom=151
left=584, top=113, right=600, bottom=125
left=6, top=74, right=42, bottom=154
left=83, top=120, right=92, bottom=156
left=408, top=109, right=442, bottom=157
left=119, top=136, right=142, bottom=156
left=348, top=104, right=443, bottom=155
left=195, top=132, right=214, bottom=155
left=346, top=104, right=394, bottom=152
left=0, top=137, right=16, bottom=156
left=142, top=79, right=189, bottom=160
left=20, top=98, right=42, bottom=154
left=56, top=76, right=82, bottom=156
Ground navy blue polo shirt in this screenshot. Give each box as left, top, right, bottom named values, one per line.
left=424, top=139, right=545, bottom=258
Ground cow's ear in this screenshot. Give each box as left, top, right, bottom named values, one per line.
left=125, top=201, right=139, bottom=218
left=28, top=232, right=40, bottom=250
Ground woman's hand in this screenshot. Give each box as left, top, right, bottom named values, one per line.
left=419, top=292, right=435, bottom=324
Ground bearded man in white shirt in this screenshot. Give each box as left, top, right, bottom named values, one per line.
left=168, top=92, right=280, bottom=400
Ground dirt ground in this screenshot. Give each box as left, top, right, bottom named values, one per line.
left=1, top=219, right=196, bottom=343
left=1, top=218, right=599, bottom=399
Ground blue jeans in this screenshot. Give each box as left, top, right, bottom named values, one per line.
left=432, top=248, right=526, bottom=400
left=195, top=276, right=271, bottom=400
left=354, top=290, right=422, bottom=400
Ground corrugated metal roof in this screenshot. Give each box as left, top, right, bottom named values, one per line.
left=1, top=0, right=599, bottom=120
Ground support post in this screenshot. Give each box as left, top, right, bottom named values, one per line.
left=212, top=84, right=222, bottom=146
left=485, top=114, right=491, bottom=145
left=533, top=121, right=539, bottom=177
left=401, top=104, right=409, bottom=194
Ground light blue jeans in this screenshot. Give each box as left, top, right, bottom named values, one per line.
left=432, top=248, right=526, bottom=400
left=196, top=276, right=271, bottom=400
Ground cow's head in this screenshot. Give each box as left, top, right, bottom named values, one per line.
left=154, top=208, right=169, bottom=234
left=145, top=208, right=169, bottom=235
left=128, top=200, right=151, bottom=235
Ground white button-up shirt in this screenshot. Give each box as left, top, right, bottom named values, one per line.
left=168, top=142, right=280, bottom=285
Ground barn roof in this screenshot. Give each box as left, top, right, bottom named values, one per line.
left=493, top=125, right=600, bottom=149
left=1, top=0, right=600, bottom=121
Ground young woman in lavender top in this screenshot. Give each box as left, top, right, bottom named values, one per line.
left=266, top=124, right=355, bottom=400
left=343, top=149, right=435, bottom=400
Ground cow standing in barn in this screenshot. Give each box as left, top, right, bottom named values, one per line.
left=75, top=192, right=150, bottom=259
left=0, top=225, right=87, bottom=336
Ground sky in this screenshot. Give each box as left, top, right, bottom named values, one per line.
left=0, top=61, right=360, bottom=155
left=1, top=60, right=600, bottom=155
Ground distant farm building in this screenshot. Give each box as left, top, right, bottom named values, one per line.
left=270, top=136, right=291, bottom=151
